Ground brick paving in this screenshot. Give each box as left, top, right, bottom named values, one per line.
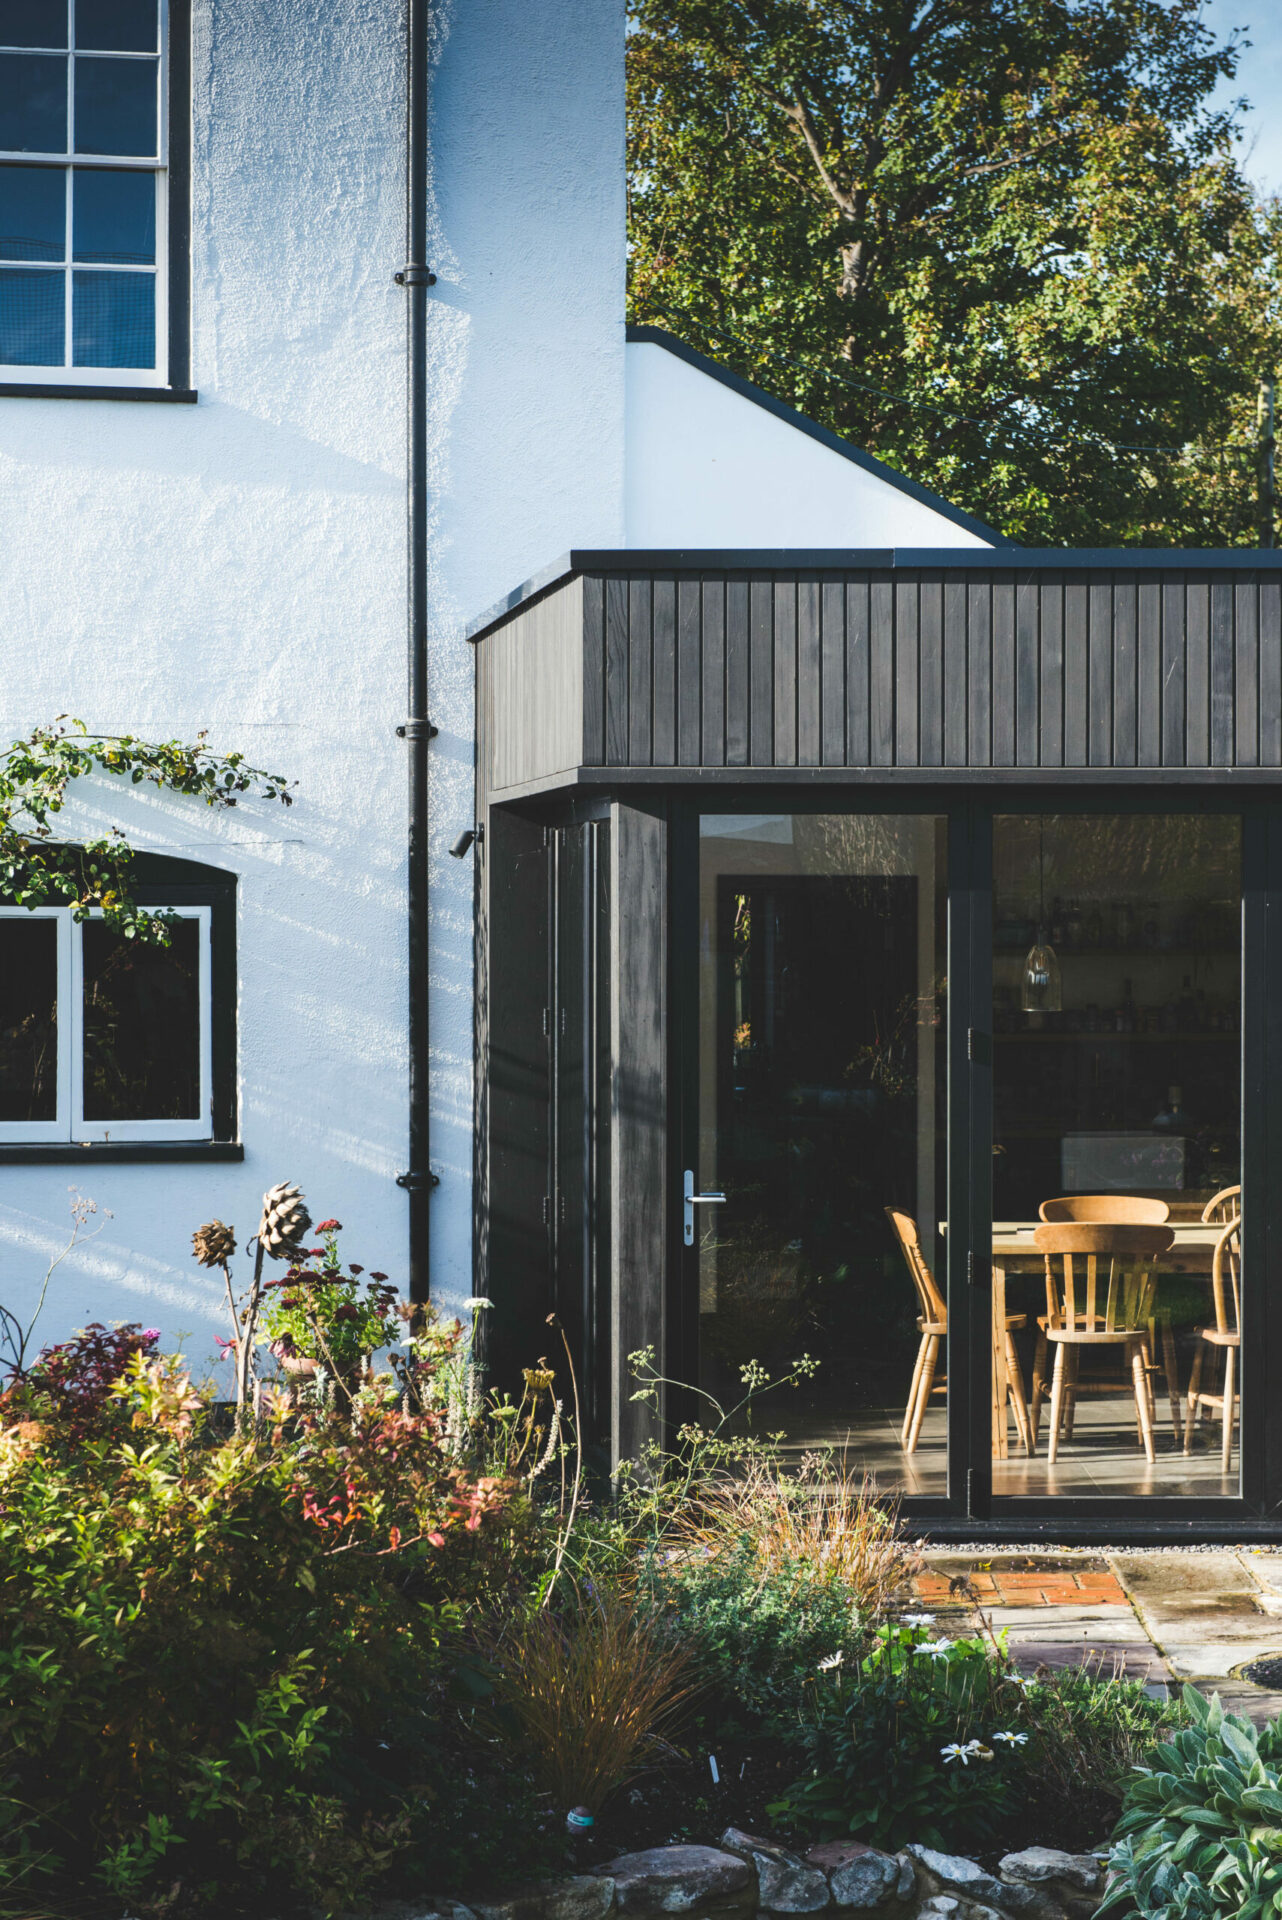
left=912, top=1559, right=1127, bottom=1609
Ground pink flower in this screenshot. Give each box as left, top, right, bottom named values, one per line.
left=316, top=1219, right=342, bottom=1233
left=142, top=1329, right=161, bottom=1343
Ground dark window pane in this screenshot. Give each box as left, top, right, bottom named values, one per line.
left=73, top=165, right=150, bottom=261
left=0, top=918, right=58, bottom=1122
left=72, top=264, right=151, bottom=364
left=0, top=164, right=64, bottom=259
left=0, top=53, right=67, bottom=150
left=82, top=919, right=201, bottom=1122
left=75, top=0, right=156, bottom=53
left=0, top=3, right=66, bottom=48
left=73, top=53, right=154, bottom=154
left=0, top=264, right=63, bottom=361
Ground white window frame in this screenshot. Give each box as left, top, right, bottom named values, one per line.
left=0, top=0, right=169, bottom=387
left=0, top=903, right=212, bottom=1143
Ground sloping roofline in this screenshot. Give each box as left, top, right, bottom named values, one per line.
left=626, top=324, right=1011, bottom=548
left=464, top=545, right=1282, bottom=644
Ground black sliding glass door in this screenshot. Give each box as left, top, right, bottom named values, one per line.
left=676, top=797, right=1263, bottom=1527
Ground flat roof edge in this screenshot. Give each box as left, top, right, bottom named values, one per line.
left=466, top=547, right=1282, bottom=642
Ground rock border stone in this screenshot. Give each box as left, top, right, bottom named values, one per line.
left=351, top=1837, right=1105, bottom=1920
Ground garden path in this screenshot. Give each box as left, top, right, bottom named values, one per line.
left=911, top=1548, right=1282, bottom=1726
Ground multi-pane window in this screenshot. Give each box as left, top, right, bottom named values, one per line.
left=0, top=905, right=212, bottom=1142
left=0, top=1, right=166, bottom=383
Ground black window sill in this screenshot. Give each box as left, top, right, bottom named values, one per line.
left=0, top=1141, right=243, bottom=1164
left=0, top=383, right=198, bottom=404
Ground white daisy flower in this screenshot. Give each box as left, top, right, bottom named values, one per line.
left=817, top=1651, right=844, bottom=1672
left=917, top=1637, right=954, bottom=1657
left=992, top=1730, right=1029, bottom=1746
left=900, top=1613, right=937, bottom=1627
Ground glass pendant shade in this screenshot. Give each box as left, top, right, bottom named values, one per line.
left=1021, top=936, right=1062, bottom=1013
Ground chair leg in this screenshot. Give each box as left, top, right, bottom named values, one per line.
left=1160, top=1318, right=1181, bottom=1442
left=906, top=1335, right=938, bottom=1455
left=1030, top=1329, right=1048, bottom=1448
left=1004, top=1327, right=1034, bottom=1456
left=1221, top=1345, right=1236, bottom=1476
left=902, top=1332, right=929, bottom=1449
left=1131, top=1341, right=1156, bottom=1465
left=1064, top=1347, right=1079, bottom=1439
left=1047, top=1345, right=1068, bottom=1465
left=1183, top=1343, right=1205, bottom=1454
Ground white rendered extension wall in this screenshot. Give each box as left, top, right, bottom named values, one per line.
left=624, top=337, right=994, bottom=549
left=0, top=0, right=627, bottom=1367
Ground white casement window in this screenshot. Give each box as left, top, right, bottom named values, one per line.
left=0, top=0, right=168, bottom=385
left=0, top=904, right=212, bottom=1142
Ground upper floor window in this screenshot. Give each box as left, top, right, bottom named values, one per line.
left=0, top=1, right=171, bottom=386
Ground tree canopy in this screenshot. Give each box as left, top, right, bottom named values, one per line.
left=627, top=0, right=1282, bottom=545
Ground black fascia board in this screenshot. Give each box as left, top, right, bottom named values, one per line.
left=626, top=324, right=1013, bottom=548
left=465, top=544, right=1282, bottom=644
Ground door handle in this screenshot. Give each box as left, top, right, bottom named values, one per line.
left=683, top=1167, right=726, bottom=1246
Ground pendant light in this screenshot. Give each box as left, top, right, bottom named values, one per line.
left=1021, top=818, right=1062, bottom=1014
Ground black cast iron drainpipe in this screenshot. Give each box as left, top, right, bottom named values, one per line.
left=394, top=0, right=438, bottom=1305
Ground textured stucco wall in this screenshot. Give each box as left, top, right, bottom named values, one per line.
left=0, top=0, right=627, bottom=1366
left=625, top=341, right=993, bottom=548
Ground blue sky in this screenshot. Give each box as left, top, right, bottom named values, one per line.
left=1201, top=0, right=1282, bottom=196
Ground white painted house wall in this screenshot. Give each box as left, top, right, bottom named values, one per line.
left=0, top=0, right=990, bottom=1373
left=0, top=0, right=626, bottom=1366
left=624, top=337, right=993, bottom=550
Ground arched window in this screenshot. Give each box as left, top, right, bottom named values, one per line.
left=0, top=854, right=235, bottom=1150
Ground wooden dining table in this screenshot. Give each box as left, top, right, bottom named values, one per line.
left=988, top=1221, right=1223, bottom=1459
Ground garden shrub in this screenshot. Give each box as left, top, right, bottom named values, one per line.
left=1100, top=1684, right=1282, bottom=1919
left=655, top=1538, right=864, bottom=1735
left=0, top=1371, right=554, bottom=1917
left=771, top=1621, right=1184, bottom=1856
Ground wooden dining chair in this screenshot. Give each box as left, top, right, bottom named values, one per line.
left=1183, top=1214, right=1241, bottom=1473
left=1033, top=1223, right=1175, bottom=1465
left=1039, top=1195, right=1171, bottom=1224
left=1035, top=1196, right=1175, bottom=1441
left=1201, top=1186, right=1241, bottom=1226
left=885, top=1209, right=1033, bottom=1456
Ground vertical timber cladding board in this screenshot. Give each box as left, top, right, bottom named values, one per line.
left=609, top=801, right=666, bottom=1470
left=486, top=576, right=585, bottom=791
left=580, top=567, right=1281, bottom=770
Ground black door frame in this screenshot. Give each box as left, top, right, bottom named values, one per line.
left=670, top=783, right=1282, bottom=1541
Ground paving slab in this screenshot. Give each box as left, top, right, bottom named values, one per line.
left=1108, top=1551, right=1282, bottom=1679
left=976, top=1603, right=1151, bottom=1639
left=1237, top=1549, right=1282, bottom=1616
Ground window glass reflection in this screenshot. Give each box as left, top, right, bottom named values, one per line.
left=0, top=164, right=64, bottom=259
left=0, top=53, right=67, bottom=149
left=0, top=3, right=67, bottom=49
left=992, top=815, right=1242, bottom=1499
left=82, top=918, right=200, bottom=1121
left=698, top=814, right=948, bottom=1494
left=73, top=165, right=152, bottom=261
left=73, top=54, right=155, bottom=154
left=75, top=0, right=157, bottom=53
left=0, top=918, right=58, bottom=1122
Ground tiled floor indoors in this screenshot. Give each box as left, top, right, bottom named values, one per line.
left=783, top=1392, right=1237, bottom=1500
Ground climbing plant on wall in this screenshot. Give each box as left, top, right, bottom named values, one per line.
left=0, top=717, right=293, bottom=943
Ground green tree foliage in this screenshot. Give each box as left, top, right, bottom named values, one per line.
left=627, top=0, right=1282, bottom=544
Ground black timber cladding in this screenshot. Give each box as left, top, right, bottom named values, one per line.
left=472, top=555, right=1282, bottom=786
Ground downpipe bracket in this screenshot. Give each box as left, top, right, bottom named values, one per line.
left=395, top=263, right=437, bottom=286
left=397, top=720, right=438, bottom=740
left=397, top=1169, right=440, bottom=1192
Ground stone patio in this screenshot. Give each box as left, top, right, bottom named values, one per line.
left=912, top=1547, right=1282, bottom=1724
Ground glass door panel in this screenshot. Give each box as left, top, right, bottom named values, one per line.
left=992, top=814, right=1242, bottom=1498
left=696, top=813, right=947, bottom=1493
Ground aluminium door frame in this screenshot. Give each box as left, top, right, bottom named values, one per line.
left=668, top=781, right=1281, bottom=1542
